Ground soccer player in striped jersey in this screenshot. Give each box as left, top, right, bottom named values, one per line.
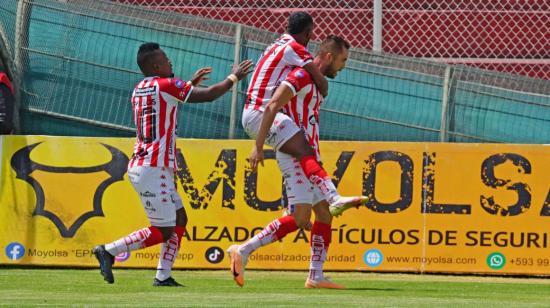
left=92, top=42, right=253, bottom=286
left=242, top=12, right=366, bottom=216
left=229, top=36, right=353, bottom=289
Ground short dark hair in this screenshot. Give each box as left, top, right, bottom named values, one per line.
left=318, top=35, right=350, bottom=56
left=137, top=42, right=161, bottom=72
left=286, top=12, right=313, bottom=35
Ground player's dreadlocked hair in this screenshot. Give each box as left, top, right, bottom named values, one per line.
left=137, top=42, right=161, bottom=73
left=286, top=12, right=313, bottom=35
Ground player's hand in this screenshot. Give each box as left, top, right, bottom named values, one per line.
left=190, top=67, right=212, bottom=87
left=249, top=145, right=264, bottom=171
left=232, top=60, right=254, bottom=80
left=303, top=221, right=312, bottom=231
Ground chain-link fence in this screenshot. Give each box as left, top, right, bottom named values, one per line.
left=0, top=0, right=549, bottom=142
left=115, top=0, right=550, bottom=80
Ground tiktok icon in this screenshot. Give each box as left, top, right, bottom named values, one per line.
left=205, top=246, right=224, bottom=264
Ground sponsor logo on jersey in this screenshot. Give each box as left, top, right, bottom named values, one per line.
left=134, top=86, right=157, bottom=97
left=140, top=191, right=156, bottom=198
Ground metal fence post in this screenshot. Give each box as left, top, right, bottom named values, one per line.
left=228, top=23, right=242, bottom=139
left=13, top=0, right=32, bottom=134
left=373, top=0, right=383, bottom=52
left=439, top=65, right=453, bottom=142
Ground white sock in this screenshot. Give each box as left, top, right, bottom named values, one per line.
left=105, top=227, right=154, bottom=256
left=155, top=232, right=180, bottom=281
left=238, top=219, right=282, bottom=256
left=308, top=234, right=327, bottom=281
left=311, top=176, right=339, bottom=204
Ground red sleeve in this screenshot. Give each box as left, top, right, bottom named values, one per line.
left=0, top=73, right=13, bottom=95
left=283, top=68, right=312, bottom=94
left=158, top=77, right=193, bottom=102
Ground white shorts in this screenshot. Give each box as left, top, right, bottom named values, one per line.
left=242, top=108, right=301, bottom=151
left=127, top=166, right=184, bottom=227
left=276, top=151, right=324, bottom=212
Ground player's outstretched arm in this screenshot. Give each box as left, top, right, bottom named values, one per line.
left=186, top=60, right=253, bottom=103
left=189, top=67, right=213, bottom=87
left=303, top=62, right=328, bottom=97
left=249, top=84, right=294, bottom=171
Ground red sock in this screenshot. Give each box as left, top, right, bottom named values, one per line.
left=299, top=156, right=339, bottom=201
left=299, top=155, right=329, bottom=182
left=273, top=215, right=299, bottom=240
left=239, top=215, right=299, bottom=256
left=156, top=226, right=186, bottom=281
left=309, top=221, right=332, bottom=280
left=105, top=226, right=165, bottom=256
left=142, top=226, right=164, bottom=247
left=311, top=221, right=332, bottom=249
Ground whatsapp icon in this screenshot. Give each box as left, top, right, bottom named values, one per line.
left=487, top=252, right=506, bottom=270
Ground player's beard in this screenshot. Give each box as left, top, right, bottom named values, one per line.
left=169, top=73, right=175, bottom=78
left=325, top=62, right=338, bottom=79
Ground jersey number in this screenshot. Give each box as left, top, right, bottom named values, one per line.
left=138, top=106, right=157, bottom=143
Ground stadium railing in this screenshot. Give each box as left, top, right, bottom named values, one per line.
left=0, top=0, right=548, bottom=143
left=116, top=0, right=550, bottom=80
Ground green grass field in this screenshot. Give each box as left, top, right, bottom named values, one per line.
left=1, top=269, right=549, bottom=307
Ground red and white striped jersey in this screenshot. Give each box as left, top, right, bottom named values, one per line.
left=281, top=68, right=323, bottom=160
left=245, top=34, right=313, bottom=111
left=128, top=76, right=193, bottom=169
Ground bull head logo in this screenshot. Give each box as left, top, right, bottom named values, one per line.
left=10, top=142, right=129, bottom=238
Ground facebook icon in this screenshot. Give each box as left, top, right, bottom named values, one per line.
left=5, top=242, right=25, bottom=260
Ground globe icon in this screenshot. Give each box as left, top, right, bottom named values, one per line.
left=364, top=249, right=383, bottom=267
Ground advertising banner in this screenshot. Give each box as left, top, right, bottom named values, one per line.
left=1, top=136, right=549, bottom=275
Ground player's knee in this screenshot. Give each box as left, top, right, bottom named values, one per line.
left=282, top=135, right=314, bottom=160
left=295, top=147, right=314, bottom=160
left=159, top=227, right=174, bottom=242
left=294, top=216, right=310, bottom=228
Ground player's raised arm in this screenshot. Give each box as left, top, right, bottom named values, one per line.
left=189, top=67, right=213, bottom=86
left=249, top=84, right=294, bottom=170
left=186, top=60, right=253, bottom=103
left=283, top=43, right=328, bottom=97
left=283, top=39, right=328, bottom=97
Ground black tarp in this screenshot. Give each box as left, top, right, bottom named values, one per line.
left=0, top=80, right=14, bottom=134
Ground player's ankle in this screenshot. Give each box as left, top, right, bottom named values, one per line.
left=237, top=245, right=248, bottom=257
left=327, top=194, right=341, bottom=205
